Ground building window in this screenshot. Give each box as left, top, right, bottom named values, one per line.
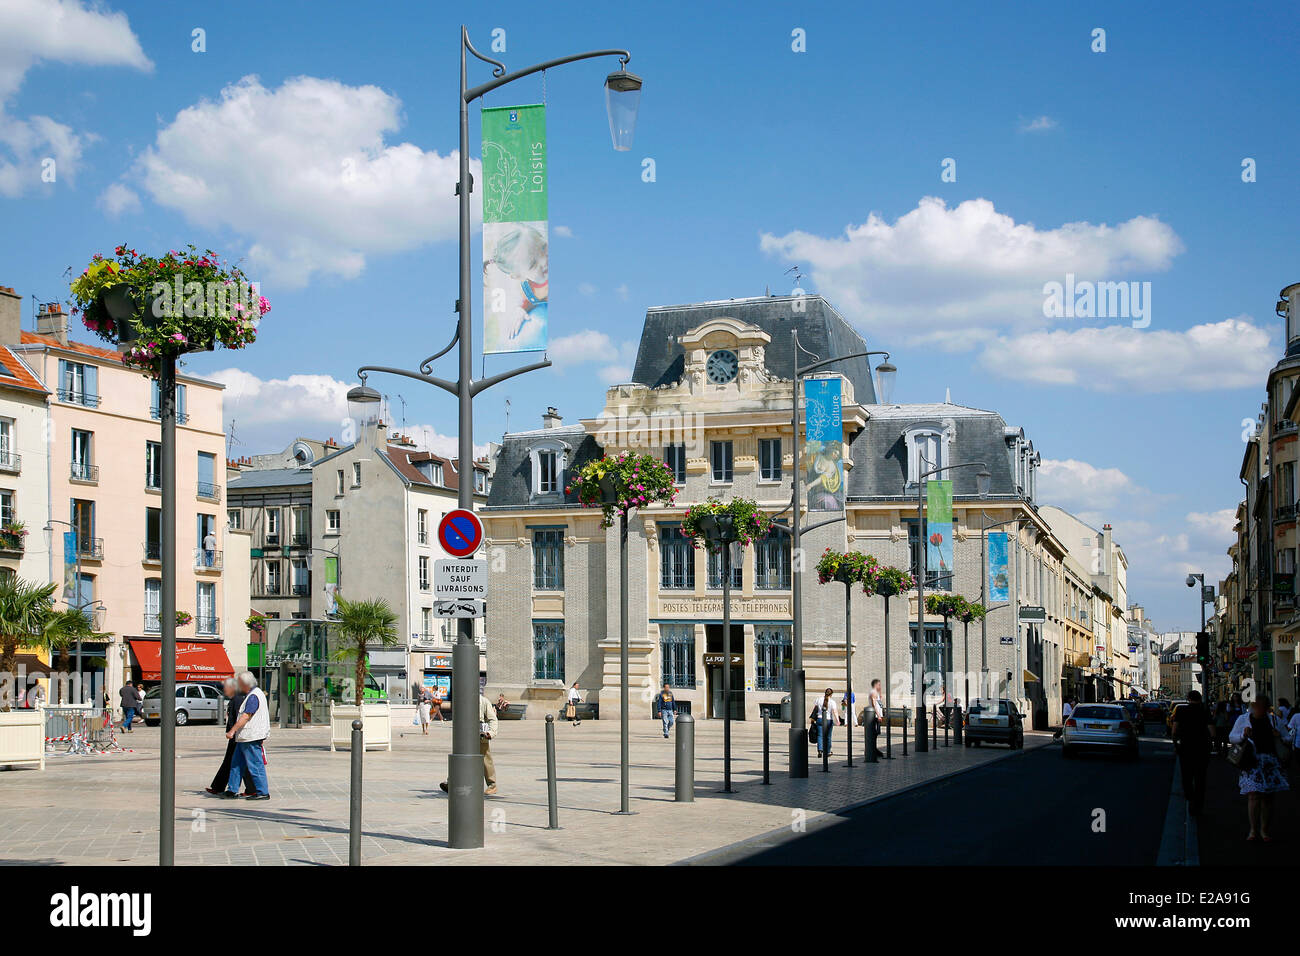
left=907, top=519, right=951, bottom=590
left=291, top=558, right=310, bottom=595
left=149, top=381, right=187, bottom=422
left=265, top=508, right=280, bottom=545
left=665, top=444, right=687, bottom=484
left=58, top=359, right=98, bottom=407
left=0, top=418, right=15, bottom=471
left=70, top=499, right=95, bottom=555
left=532, top=622, right=565, bottom=680
left=196, top=582, right=217, bottom=634
left=660, top=624, right=695, bottom=688
left=419, top=555, right=430, bottom=591
left=417, top=509, right=428, bottom=544
left=710, top=441, right=733, bottom=483
left=336, top=469, right=345, bottom=495
left=755, top=625, right=792, bottom=691
left=537, top=450, right=558, bottom=494
left=70, top=429, right=94, bottom=481
left=144, top=578, right=160, bottom=633
left=326, top=509, right=340, bottom=533
left=659, top=525, right=695, bottom=590
left=0, top=490, right=15, bottom=526
left=421, top=607, right=433, bottom=638
left=146, top=442, right=161, bottom=490
left=352, top=462, right=362, bottom=487
left=227, top=508, right=241, bottom=530
left=475, top=470, right=487, bottom=494
left=756, top=526, right=791, bottom=589
left=533, top=529, right=565, bottom=591
left=291, top=506, right=311, bottom=545
left=432, top=462, right=444, bottom=485
left=707, top=542, right=743, bottom=590
left=265, top=561, right=282, bottom=595
left=145, top=508, right=161, bottom=561
left=197, top=451, right=218, bottom=500
left=759, top=438, right=782, bottom=481
left=905, top=426, right=948, bottom=484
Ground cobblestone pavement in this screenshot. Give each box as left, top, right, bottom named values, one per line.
left=0, top=718, right=1052, bottom=865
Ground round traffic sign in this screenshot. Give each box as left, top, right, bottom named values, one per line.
left=437, top=509, right=484, bottom=558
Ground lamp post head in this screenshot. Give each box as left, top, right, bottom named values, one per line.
left=1186, top=573, right=1198, bottom=588
left=604, top=69, right=642, bottom=151
left=975, top=469, right=991, bottom=498
left=874, top=360, right=897, bottom=405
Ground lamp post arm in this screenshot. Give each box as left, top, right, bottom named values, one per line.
left=920, top=460, right=988, bottom=483
left=803, top=514, right=846, bottom=535
left=465, top=46, right=632, bottom=103
left=357, top=364, right=459, bottom=399
left=797, top=350, right=889, bottom=379
left=471, top=359, right=554, bottom=397
left=420, top=327, right=460, bottom=374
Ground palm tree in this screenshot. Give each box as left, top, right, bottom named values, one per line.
left=42, top=607, right=104, bottom=703
left=332, top=595, right=399, bottom=707
left=0, top=576, right=57, bottom=710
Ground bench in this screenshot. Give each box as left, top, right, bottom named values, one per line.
left=495, top=704, right=528, bottom=720
left=560, top=702, right=600, bottom=720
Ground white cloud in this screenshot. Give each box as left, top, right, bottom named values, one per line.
left=97, top=181, right=139, bottom=216
left=760, top=197, right=1183, bottom=341
left=1020, top=115, right=1058, bottom=132
left=615, top=283, right=630, bottom=302
left=0, top=0, right=151, bottom=198
left=979, top=317, right=1274, bottom=391
left=132, top=75, right=470, bottom=287
left=577, top=282, right=598, bottom=296
left=1039, top=458, right=1146, bottom=513
left=549, top=330, right=620, bottom=366
left=553, top=225, right=574, bottom=238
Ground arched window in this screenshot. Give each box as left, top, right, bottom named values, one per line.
left=528, top=439, right=570, bottom=498
left=903, top=423, right=952, bottom=484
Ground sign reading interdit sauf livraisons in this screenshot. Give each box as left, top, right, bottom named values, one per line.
left=481, top=103, right=548, bottom=354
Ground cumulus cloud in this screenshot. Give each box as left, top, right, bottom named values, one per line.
left=132, top=75, right=470, bottom=287
left=548, top=328, right=636, bottom=383
left=553, top=225, right=574, bottom=238
left=1039, top=458, right=1147, bottom=513
left=979, top=317, right=1274, bottom=391
left=0, top=0, right=151, bottom=197
left=760, top=197, right=1183, bottom=341
left=1020, top=115, right=1058, bottom=132
left=97, top=181, right=139, bottom=216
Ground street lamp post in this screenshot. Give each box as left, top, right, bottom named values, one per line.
left=701, top=513, right=738, bottom=792
left=979, top=512, right=1020, bottom=702
left=1187, top=572, right=1214, bottom=692
left=787, top=331, right=894, bottom=776
left=354, top=27, right=641, bottom=849
left=914, top=460, right=990, bottom=752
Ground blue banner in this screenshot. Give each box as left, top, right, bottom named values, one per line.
left=62, top=531, right=77, bottom=603
left=988, top=532, right=1009, bottom=603
left=802, top=377, right=843, bottom=512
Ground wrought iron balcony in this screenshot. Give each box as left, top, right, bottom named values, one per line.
left=291, top=583, right=311, bottom=596
left=197, top=481, right=222, bottom=502
left=143, top=613, right=160, bottom=633
left=194, top=548, right=223, bottom=570
left=0, top=451, right=20, bottom=474
left=58, top=388, right=100, bottom=407
left=195, top=616, right=219, bottom=635
left=74, top=537, right=104, bottom=560
left=290, top=532, right=311, bottom=548
left=143, top=542, right=162, bottom=563
left=70, top=462, right=98, bottom=483
left=149, top=405, right=189, bottom=425
left=1276, top=502, right=1297, bottom=523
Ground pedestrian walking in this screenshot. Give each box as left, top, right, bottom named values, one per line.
left=1172, top=690, right=1212, bottom=816
left=417, top=685, right=432, bottom=735
left=658, top=683, right=676, bottom=738
left=841, top=689, right=857, bottom=727
left=813, top=687, right=839, bottom=758
left=118, top=680, right=142, bottom=732
left=1279, top=698, right=1293, bottom=724
left=439, top=693, right=499, bottom=795
left=1213, top=701, right=1230, bottom=755
left=1055, top=697, right=1074, bottom=739
left=206, top=678, right=253, bottom=796
left=223, top=672, right=271, bottom=800
left=566, top=681, right=582, bottom=726
left=101, top=689, right=113, bottom=730
left=1229, top=696, right=1290, bottom=841
left=868, top=678, right=885, bottom=758
left=429, top=684, right=445, bottom=721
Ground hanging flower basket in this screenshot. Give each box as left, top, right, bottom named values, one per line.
left=567, top=452, right=677, bottom=529
left=816, top=548, right=878, bottom=588
left=69, top=244, right=268, bottom=377
left=680, top=497, right=772, bottom=551
left=175, top=611, right=193, bottom=628
left=873, top=564, right=915, bottom=598
left=245, top=612, right=268, bottom=633
left=957, top=601, right=986, bottom=624
left=925, top=593, right=967, bottom=620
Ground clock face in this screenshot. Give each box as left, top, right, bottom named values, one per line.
left=706, top=349, right=739, bottom=384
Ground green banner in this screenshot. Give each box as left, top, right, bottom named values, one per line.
left=925, top=479, right=954, bottom=581
left=926, top=479, right=953, bottom=523
left=482, top=103, right=548, bottom=354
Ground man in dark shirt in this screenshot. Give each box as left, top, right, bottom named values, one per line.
left=205, top=679, right=252, bottom=796
left=658, top=684, right=676, bottom=738
left=1172, top=689, right=1213, bottom=816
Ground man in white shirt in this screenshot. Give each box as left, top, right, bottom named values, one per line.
left=868, top=679, right=885, bottom=758
left=223, top=671, right=270, bottom=800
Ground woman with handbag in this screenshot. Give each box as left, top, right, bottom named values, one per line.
left=812, top=687, right=839, bottom=758
left=566, top=682, right=582, bottom=726
left=1228, top=697, right=1290, bottom=842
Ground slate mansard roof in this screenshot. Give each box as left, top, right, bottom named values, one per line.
left=630, top=294, right=879, bottom=404
left=485, top=425, right=604, bottom=512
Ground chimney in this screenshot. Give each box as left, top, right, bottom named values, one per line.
left=0, top=286, right=19, bottom=345
left=35, top=301, right=68, bottom=346
left=542, top=406, right=562, bottom=429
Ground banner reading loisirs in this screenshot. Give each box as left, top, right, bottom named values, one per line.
left=482, top=104, right=548, bottom=354
left=988, top=531, right=1009, bottom=603
left=925, top=479, right=954, bottom=583
left=803, top=377, right=844, bottom=512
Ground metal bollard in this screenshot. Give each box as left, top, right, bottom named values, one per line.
left=902, top=709, right=908, bottom=756
left=675, top=712, right=695, bottom=802
left=932, top=705, right=938, bottom=749
left=545, top=714, right=559, bottom=829
left=821, top=716, right=830, bottom=772
left=885, top=708, right=893, bottom=759
left=866, top=714, right=878, bottom=763
left=944, top=705, right=950, bottom=747
left=953, top=704, right=963, bottom=745
left=349, top=718, right=363, bottom=866
left=763, top=714, right=771, bottom=785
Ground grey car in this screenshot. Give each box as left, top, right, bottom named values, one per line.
left=142, top=683, right=225, bottom=726
left=963, top=698, right=1025, bottom=749
left=1062, top=702, right=1138, bottom=759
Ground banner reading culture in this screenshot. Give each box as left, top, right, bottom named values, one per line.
left=926, top=479, right=954, bottom=581
left=988, top=531, right=1010, bottom=603
left=481, top=104, right=548, bottom=354
left=803, top=377, right=844, bottom=512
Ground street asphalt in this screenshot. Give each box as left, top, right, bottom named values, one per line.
left=722, top=733, right=1176, bottom=865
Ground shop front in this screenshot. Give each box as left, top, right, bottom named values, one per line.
left=250, top=618, right=388, bottom=727
left=126, top=638, right=235, bottom=689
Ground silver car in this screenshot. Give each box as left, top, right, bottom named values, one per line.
left=142, top=683, right=225, bottom=726
left=1062, top=702, right=1139, bottom=759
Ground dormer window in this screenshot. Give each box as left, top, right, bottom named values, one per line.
left=904, top=424, right=951, bottom=484
left=528, top=439, right=569, bottom=497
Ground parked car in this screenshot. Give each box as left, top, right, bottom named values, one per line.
left=963, top=698, right=1024, bottom=749
left=1139, top=699, right=1168, bottom=733
left=1062, top=702, right=1139, bottom=759
left=1115, top=699, right=1144, bottom=735
left=142, top=683, right=225, bottom=726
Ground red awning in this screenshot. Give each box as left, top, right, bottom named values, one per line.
left=128, top=639, right=235, bottom=682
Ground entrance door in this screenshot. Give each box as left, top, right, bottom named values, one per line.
left=705, top=624, right=745, bottom=719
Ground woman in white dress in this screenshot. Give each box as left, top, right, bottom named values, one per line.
left=1228, top=697, right=1290, bottom=841
left=417, top=686, right=432, bottom=735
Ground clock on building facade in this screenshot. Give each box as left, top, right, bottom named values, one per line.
left=706, top=348, right=739, bottom=384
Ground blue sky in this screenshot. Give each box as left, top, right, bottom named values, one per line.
left=2, top=0, right=1297, bottom=628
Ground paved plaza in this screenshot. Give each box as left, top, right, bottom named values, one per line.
left=2, top=717, right=1052, bottom=866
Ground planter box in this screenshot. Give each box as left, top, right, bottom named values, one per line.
left=0, top=710, right=45, bottom=770
left=329, top=701, right=391, bottom=752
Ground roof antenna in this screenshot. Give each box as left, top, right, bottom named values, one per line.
left=783, top=265, right=804, bottom=289
left=395, top=394, right=408, bottom=430
left=226, top=420, right=243, bottom=459
left=505, top=396, right=511, bottom=435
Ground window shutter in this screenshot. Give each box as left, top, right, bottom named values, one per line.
left=84, top=364, right=97, bottom=401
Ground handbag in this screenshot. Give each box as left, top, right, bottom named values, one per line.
left=1227, top=739, right=1257, bottom=771
left=565, top=702, right=577, bottom=720
left=808, top=721, right=819, bottom=744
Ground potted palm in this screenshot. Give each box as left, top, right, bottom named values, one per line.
left=0, top=576, right=56, bottom=769
left=328, top=595, right=398, bottom=752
